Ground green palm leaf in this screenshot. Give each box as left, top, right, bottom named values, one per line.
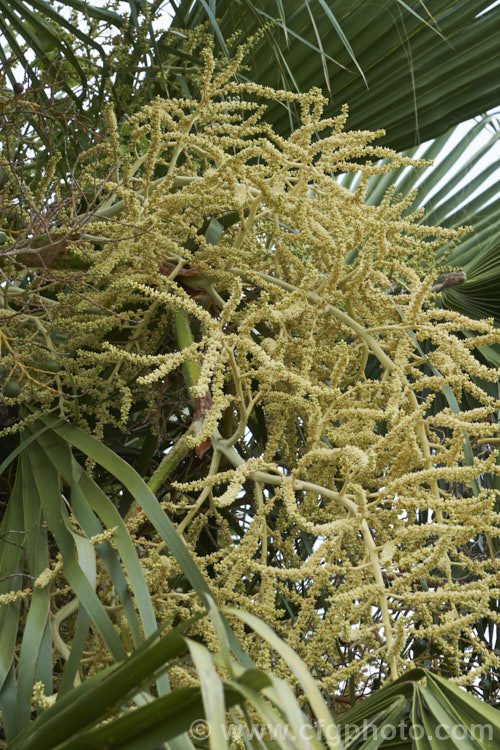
left=172, top=0, right=500, bottom=150
left=358, top=112, right=500, bottom=326
left=7, top=604, right=324, bottom=750
left=338, top=668, right=500, bottom=749
left=0, top=416, right=257, bottom=741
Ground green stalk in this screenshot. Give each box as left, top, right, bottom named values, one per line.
left=173, top=307, right=200, bottom=399
left=126, top=307, right=202, bottom=517
left=146, top=432, right=193, bottom=498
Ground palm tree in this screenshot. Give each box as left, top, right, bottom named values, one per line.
left=1, top=2, right=500, bottom=746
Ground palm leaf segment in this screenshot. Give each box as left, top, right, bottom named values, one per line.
left=350, top=112, right=500, bottom=331
left=172, top=0, right=500, bottom=151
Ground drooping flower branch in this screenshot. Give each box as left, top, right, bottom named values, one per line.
left=1, top=42, right=499, bottom=697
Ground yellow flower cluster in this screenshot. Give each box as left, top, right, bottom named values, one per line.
left=2, top=43, right=499, bottom=698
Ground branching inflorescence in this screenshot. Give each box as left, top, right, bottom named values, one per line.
left=1, top=43, right=500, bottom=698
